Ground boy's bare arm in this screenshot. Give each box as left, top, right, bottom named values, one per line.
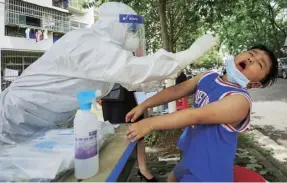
left=151, top=94, right=250, bottom=130
left=141, top=74, right=203, bottom=109
left=127, top=94, right=250, bottom=141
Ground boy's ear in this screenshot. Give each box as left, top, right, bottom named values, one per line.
left=248, top=82, right=262, bottom=89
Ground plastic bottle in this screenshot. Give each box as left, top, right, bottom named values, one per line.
left=74, top=90, right=102, bottom=179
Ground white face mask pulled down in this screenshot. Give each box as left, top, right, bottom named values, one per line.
left=124, top=32, right=140, bottom=52
left=226, top=56, right=250, bottom=88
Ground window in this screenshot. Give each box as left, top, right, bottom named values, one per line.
left=53, top=32, right=64, bottom=43
left=5, top=0, right=70, bottom=33
left=70, top=20, right=88, bottom=31
left=1, top=50, right=44, bottom=90
left=5, top=26, right=26, bottom=38
left=5, top=25, right=39, bottom=39
left=26, top=16, right=41, bottom=27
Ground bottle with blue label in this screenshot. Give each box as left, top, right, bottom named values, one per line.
left=74, top=90, right=102, bottom=179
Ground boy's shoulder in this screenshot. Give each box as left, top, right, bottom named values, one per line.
left=197, top=70, right=220, bottom=79
left=195, top=71, right=220, bottom=85
left=195, top=71, right=251, bottom=98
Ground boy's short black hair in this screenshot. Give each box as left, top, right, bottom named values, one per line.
left=248, top=45, right=278, bottom=88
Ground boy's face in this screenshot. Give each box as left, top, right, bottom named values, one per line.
left=234, top=49, right=272, bottom=88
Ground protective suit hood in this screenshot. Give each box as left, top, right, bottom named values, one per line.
left=91, top=2, right=137, bottom=46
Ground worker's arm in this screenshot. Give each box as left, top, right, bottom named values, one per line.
left=127, top=94, right=250, bottom=141
left=125, top=74, right=203, bottom=122
left=71, top=33, right=217, bottom=92
left=114, top=34, right=218, bottom=91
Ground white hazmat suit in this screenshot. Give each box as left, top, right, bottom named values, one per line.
left=0, top=2, right=218, bottom=144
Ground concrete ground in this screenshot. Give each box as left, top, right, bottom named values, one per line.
left=249, top=78, right=287, bottom=163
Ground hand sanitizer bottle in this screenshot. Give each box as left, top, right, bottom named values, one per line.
left=74, top=90, right=101, bottom=179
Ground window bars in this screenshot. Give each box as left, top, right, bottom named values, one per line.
left=1, top=50, right=44, bottom=90
left=5, top=0, right=70, bottom=33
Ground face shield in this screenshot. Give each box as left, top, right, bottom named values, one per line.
left=119, top=14, right=146, bottom=56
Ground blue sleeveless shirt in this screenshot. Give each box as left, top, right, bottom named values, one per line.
left=177, top=71, right=252, bottom=182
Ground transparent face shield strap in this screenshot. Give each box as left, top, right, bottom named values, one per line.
left=135, top=27, right=146, bottom=57
left=119, top=14, right=145, bottom=56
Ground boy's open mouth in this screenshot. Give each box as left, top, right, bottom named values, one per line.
left=237, top=61, right=246, bottom=72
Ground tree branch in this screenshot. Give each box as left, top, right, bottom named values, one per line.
left=267, top=4, right=287, bottom=37
left=173, top=23, right=190, bottom=42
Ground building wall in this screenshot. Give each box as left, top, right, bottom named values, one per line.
left=22, top=0, right=69, bottom=13
left=1, top=34, right=54, bottom=51
left=0, top=0, right=63, bottom=51
left=0, top=0, right=95, bottom=91
left=0, top=1, right=5, bottom=49
left=0, top=0, right=95, bottom=51
left=22, top=0, right=52, bottom=7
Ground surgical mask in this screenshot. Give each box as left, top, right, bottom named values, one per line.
left=124, top=32, right=139, bottom=52
left=226, top=56, right=250, bottom=88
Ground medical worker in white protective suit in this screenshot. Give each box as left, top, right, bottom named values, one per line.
left=0, top=2, right=218, bottom=145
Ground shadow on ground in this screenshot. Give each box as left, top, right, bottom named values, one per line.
left=253, top=125, right=287, bottom=146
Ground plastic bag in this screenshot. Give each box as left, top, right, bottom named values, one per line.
left=0, top=121, right=115, bottom=182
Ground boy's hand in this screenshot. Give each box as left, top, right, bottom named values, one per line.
left=96, top=100, right=102, bottom=106
left=125, top=105, right=146, bottom=122
left=127, top=119, right=153, bottom=142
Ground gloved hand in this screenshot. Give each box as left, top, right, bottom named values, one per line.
left=175, top=34, right=219, bottom=69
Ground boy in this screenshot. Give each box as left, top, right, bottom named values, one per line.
left=125, top=45, right=278, bottom=182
